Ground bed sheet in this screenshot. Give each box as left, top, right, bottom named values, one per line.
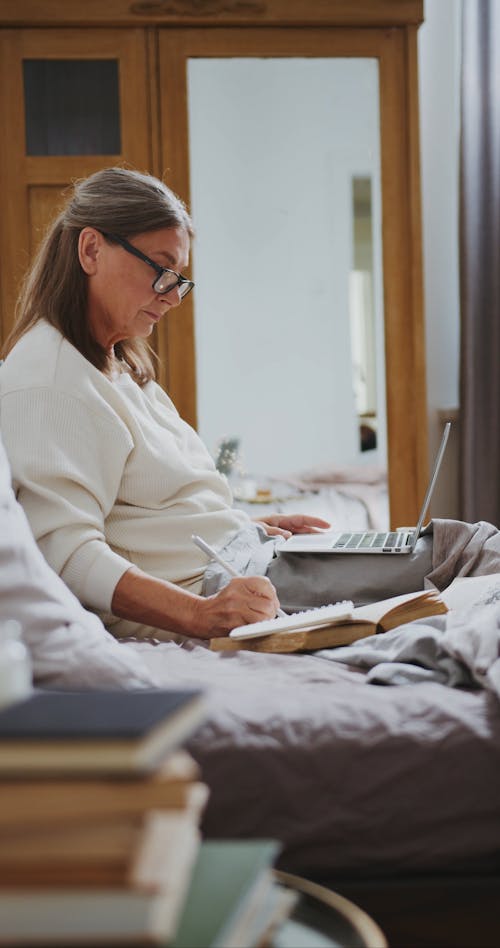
left=234, top=465, right=389, bottom=532
left=131, top=637, right=500, bottom=882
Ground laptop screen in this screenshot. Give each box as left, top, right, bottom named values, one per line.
left=411, top=422, right=451, bottom=548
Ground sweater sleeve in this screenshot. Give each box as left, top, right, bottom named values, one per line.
left=1, top=387, right=135, bottom=612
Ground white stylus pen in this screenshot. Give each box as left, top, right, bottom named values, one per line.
left=191, top=533, right=287, bottom=618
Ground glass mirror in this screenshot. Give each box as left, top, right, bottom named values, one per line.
left=187, top=57, right=386, bottom=482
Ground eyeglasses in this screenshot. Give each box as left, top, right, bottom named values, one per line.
left=101, top=232, right=194, bottom=300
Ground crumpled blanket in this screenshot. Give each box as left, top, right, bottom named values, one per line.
left=316, top=602, right=500, bottom=698
left=425, top=517, right=500, bottom=589
left=317, top=526, right=500, bottom=699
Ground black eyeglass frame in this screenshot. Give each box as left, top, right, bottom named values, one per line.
left=101, top=231, right=194, bottom=299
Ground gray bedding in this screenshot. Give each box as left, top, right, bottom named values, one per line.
left=132, top=621, right=500, bottom=881
left=131, top=522, right=500, bottom=881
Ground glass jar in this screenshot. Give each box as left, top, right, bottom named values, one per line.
left=0, top=621, right=32, bottom=709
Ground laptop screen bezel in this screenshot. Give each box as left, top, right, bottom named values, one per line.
left=409, top=422, right=451, bottom=551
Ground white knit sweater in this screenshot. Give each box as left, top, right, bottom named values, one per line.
left=0, top=321, right=249, bottom=636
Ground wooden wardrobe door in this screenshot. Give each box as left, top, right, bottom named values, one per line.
left=0, top=28, right=152, bottom=343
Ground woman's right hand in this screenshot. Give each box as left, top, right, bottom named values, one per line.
left=111, top=565, right=282, bottom=642
left=193, top=575, right=281, bottom=639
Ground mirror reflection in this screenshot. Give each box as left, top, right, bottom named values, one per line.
left=187, top=57, right=386, bottom=489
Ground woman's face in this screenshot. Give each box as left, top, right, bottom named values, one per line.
left=80, top=225, right=191, bottom=352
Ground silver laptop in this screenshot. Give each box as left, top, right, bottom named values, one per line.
left=279, top=423, right=451, bottom=555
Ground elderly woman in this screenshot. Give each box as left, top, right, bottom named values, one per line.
left=0, top=167, right=329, bottom=642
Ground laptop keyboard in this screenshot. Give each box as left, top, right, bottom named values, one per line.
left=333, top=531, right=411, bottom=550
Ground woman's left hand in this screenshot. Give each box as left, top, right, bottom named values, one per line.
left=254, top=514, right=331, bottom=539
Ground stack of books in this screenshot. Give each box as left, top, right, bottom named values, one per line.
left=0, top=690, right=296, bottom=947
left=0, top=689, right=208, bottom=945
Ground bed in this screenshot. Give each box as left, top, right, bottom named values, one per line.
left=231, top=462, right=390, bottom=533
left=10, top=407, right=497, bottom=948
left=129, top=568, right=500, bottom=948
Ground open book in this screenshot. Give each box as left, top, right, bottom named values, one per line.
left=210, top=589, right=448, bottom=654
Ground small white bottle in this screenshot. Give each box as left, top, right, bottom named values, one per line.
left=0, top=621, right=32, bottom=709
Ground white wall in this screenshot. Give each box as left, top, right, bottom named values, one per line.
left=418, top=0, right=462, bottom=517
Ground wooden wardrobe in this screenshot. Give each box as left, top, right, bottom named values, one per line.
left=0, top=0, right=426, bottom=528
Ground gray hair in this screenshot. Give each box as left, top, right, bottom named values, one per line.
left=3, top=167, right=194, bottom=384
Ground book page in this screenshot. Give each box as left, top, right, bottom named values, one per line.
left=351, top=588, right=435, bottom=625
left=441, top=574, right=500, bottom=612
left=229, top=601, right=354, bottom=640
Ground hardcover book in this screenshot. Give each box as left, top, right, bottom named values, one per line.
left=0, top=784, right=208, bottom=888
left=172, top=839, right=280, bottom=948
left=0, top=750, right=201, bottom=827
left=0, top=811, right=201, bottom=945
left=0, top=689, right=206, bottom=775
